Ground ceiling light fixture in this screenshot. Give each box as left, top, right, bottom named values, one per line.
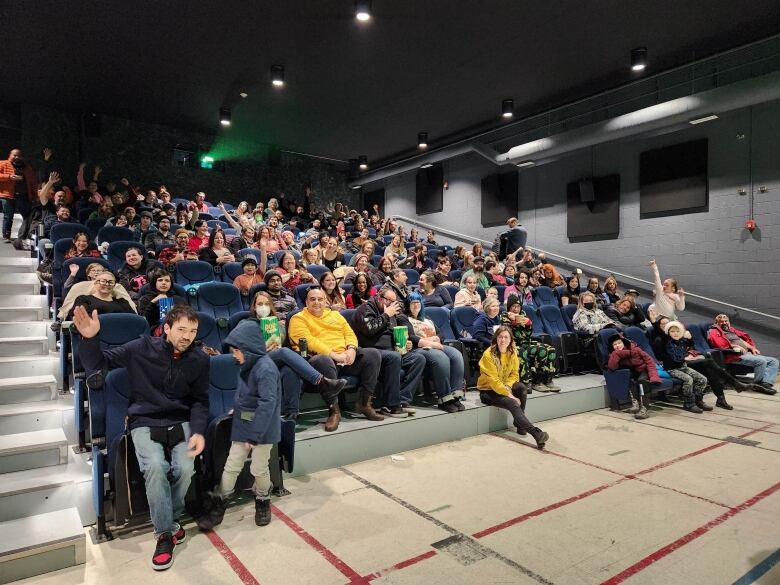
left=351, top=185, right=362, bottom=190
left=689, top=113, right=719, bottom=125
left=502, top=98, right=514, bottom=119
left=355, top=0, right=372, bottom=21
left=358, top=155, right=369, bottom=170
left=271, top=65, right=285, bottom=87
left=516, top=160, right=535, bottom=168
left=418, top=132, right=428, bottom=149
left=219, top=108, right=231, bottom=126
left=420, top=163, right=433, bottom=169
left=239, top=92, right=248, bottom=98
left=631, top=47, right=647, bottom=72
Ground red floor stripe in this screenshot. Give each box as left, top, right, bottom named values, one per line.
left=599, top=482, right=780, bottom=585
left=206, top=530, right=262, bottom=585
left=271, top=505, right=367, bottom=584
left=364, top=550, right=439, bottom=582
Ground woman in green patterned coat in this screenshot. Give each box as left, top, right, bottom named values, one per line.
left=501, top=295, right=561, bottom=393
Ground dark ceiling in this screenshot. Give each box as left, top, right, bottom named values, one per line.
left=5, top=1, right=780, bottom=165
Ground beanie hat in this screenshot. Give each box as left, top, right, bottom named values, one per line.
left=664, top=320, right=685, bottom=335
left=607, top=333, right=626, bottom=352
left=264, top=269, right=281, bottom=284
left=241, top=256, right=258, bottom=268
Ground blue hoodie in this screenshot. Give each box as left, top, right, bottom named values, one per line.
left=223, top=320, right=281, bottom=445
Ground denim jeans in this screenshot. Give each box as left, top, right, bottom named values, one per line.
left=374, top=349, right=426, bottom=408
left=1, top=198, right=16, bottom=238
left=735, top=354, right=779, bottom=384
left=130, top=422, right=194, bottom=537
left=420, top=345, right=465, bottom=403
left=271, top=347, right=322, bottom=417
left=218, top=442, right=273, bottom=500
left=668, top=365, right=707, bottom=403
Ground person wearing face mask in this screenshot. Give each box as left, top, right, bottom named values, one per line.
left=572, top=292, right=620, bottom=335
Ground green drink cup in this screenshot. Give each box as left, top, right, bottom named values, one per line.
left=393, top=326, right=408, bottom=354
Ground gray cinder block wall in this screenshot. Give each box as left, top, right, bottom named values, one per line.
left=382, top=100, right=780, bottom=355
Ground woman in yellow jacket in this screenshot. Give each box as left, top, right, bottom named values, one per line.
left=477, top=326, right=549, bottom=449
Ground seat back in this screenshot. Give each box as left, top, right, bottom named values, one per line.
left=624, top=326, right=657, bottom=359
left=195, top=312, right=224, bottom=352
left=274, top=249, right=300, bottom=264
left=523, top=304, right=546, bottom=338
left=340, top=309, right=357, bottom=334
left=50, top=223, right=85, bottom=244
left=85, top=218, right=106, bottom=238
left=220, top=261, right=243, bottom=283
left=96, top=226, right=135, bottom=245
left=207, top=220, right=229, bottom=231
left=239, top=248, right=263, bottom=265
left=247, top=283, right=268, bottom=302
left=228, top=311, right=252, bottom=331
left=174, top=260, right=215, bottom=287
left=371, top=255, right=383, bottom=268
left=403, top=269, right=420, bottom=286
left=107, top=241, right=147, bottom=272
left=688, top=323, right=714, bottom=354
left=426, top=307, right=456, bottom=341
left=294, top=283, right=315, bottom=308
left=597, top=328, right=618, bottom=369
left=306, top=264, right=328, bottom=281
left=195, top=283, right=244, bottom=332
left=533, top=286, right=558, bottom=307
left=450, top=306, right=479, bottom=339
left=555, top=285, right=566, bottom=299
left=562, top=303, right=578, bottom=328
left=443, top=284, right=459, bottom=302
left=208, top=355, right=239, bottom=421
left=61, top=257, right=111, bottom=299
left=538, top=305, right=571, bottom=338
left=99, top=314, right=150, bottom=348
left=449, top=269, right=463, bottom=282
left=104, top=368, right=131, bottom=481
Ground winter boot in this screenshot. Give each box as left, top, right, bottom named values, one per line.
left=355, top=392, right=384, bottom=421
left=695, top=393, right=713, bottom=412
left=715, top=396, right=733, bottom=410
left=255, top=498, right=271, bottom=526
left=196, top=493, right=226, bottom=531
left=319, top=377, right=348, bottom=402
left=530, top=427, right=549, bottom=449
left=634, top=397, right=650, bottom=420
left=683, top=398, right=703, bottom=414
left=324, top=403, right=342, bottom=432
left=626, top=396, right=641, bottom=414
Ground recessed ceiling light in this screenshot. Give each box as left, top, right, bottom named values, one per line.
left=516, top=160, right=535, bottom=168
left=689, top=114, right=719, bottom=125
left=271, top=65, right=285, bottom=87
left=239, top=92, right=248, bottom=98
left=219, top=108, right=231, bottom=126
left=358, top=155, right=368, bottom=170
left=355, top=0, right=372, bottom=21
left=351, top=185, right=362, bottom=190
left=631, top=47, right=647, bottom=72
left=420, top=163, right=433, bottom=169
left=418, top=132, right=428, bottom=149
left=502, top=98, right=514, bottom=119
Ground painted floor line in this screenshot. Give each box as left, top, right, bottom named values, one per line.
left=364, top=550, right=439, bottom=582
left=599, top=482, right=780, bottom=585
left=732, top=548, right=780, bottom=585
left=337, top=466, right=555, bottom=585
left=653, top=405, right=779, bottom=428
left=205, top=530, right=262, bottom=585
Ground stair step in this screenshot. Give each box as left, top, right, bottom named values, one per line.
left=0, top=274, right=40, bottom=295
left=0, top=401, right=67, bottom=435
left=0, top=508, right=85, bottom=583
left=0, top=306, right=46, bottom=322
left=0, top=294, right=47, bottom=308
left=0, top=321, right=47, bottom=338
left=0, top=357, right=58, bottom=384
left=0, top=258, right=35, bottom=273
left=0, top=375, right=58, bottom=405
left=0, top=429, right=68, bottom=474
left=0, top=336, right=48, bottom=357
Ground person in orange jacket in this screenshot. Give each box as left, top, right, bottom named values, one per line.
left=0, top=149, right=37, bottom=241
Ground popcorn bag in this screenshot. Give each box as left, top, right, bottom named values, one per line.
left=259, top=316, right=282, bottom=349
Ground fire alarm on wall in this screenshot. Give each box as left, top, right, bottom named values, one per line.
left=443, top=180, right=449, bottom=190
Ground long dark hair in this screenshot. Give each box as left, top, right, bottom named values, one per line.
left=351, top=273, right=372, bottom=301
left=319, top=271, right=345, bottom=306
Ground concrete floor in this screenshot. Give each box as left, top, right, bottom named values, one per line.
left=16, top=389, right=780, bottom=585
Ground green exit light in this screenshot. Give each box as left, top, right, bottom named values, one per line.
left=200, top=155, right=214, bottom=169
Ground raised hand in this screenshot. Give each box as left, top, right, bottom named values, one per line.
left=649, top=259, right=657, bottom=269
left=72, top=306, right=101, bottom=339
left=48, top=171, right=60, bottom=185
left=43, top=148, right=53, bottom=161
left=69, top=264, right=80, bottom=275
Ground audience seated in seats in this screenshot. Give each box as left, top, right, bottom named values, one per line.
left=256, top=226, right=282, bottom=253
left=477, top=326, right=548, bottom=449
left=384, top=234, right=408, bottom=260
left=187, top=220, right=210, bottom=252
left=134, top=211, right=156, bottom=243
left=707, top=313, right=778, bottom=395
left=539, top=263, right=564, bottom=288
left=603, top=275, right=620, bottom=305
left=450, top=245, right=466, bottom=269
left=345, top=272, right=376, bottom=308
left=144, top=216, right=175, bottom=254
left=277, top=251, right=315, bottom=291
left=606, top=333, right=662, bottom=420
left=65, top=231, right=101, bottom=261
left=67, top=270, right=136, bottom=320
left=472, top=242, right=484, bottom=258
left=460, top=255, right=489, bottom=290
left=424, top=230, right=438, bottom=247
left=138, top=268, right=187, bottom=335
left=193, top=191, right=209, bottom=213
left=470, top=297, right=502, bottom=345
left=233, top=255, right=266, bottom=296
left=572, top=292, right=620, bottom=336
left=502, top=262, right=516, bottom=286
left=320, top=271, right=347, bottom=311
left=289, top=287, right=386, bottom=431
left=246, top=291, right=346, bottom=422
left=502, top=295, right=560, bottom=392
left=652, top=320, right=713, bottom=413
left=503, top=270, right=534, bottom=305
left=559, top=274, right=581, bottom=306
left=74, top=304, right=208, bottom=571
left=352, top=286, right=426, bottom=417
left=158, top=229, right=199, bottom=267
left=300, top=247, right=320, bottom=268
left=175, top=203, right=200, bottom=230
left=406, top=292, right=466, bottom=412
left=118, top=246, right=154, bottom=301
left=344, top=253, right=382, bottom=287
left=585, top=276, right=608, bottom=307
left=647, top=259, right=685, bottom=321
left=419, top=270, right=453, bottom=309
left=321, top=238, right=345, bottom=271
left=454, top=275, right=482, bottom=309
left=198, top=229, right=235, bottom=268
left=401, top=244, right=434, bottom=274
left=604, top=296, right=649, bottom=329
left=387, top=268, right=410, bottom=305
left=229, top=225, right=256, bottom=254
left=432, top=255, right=453, bottom=286
left=407, top=227, right=420, bottom=244
left=263, top=270, right=297, bottom=324
left=485, top=260, right=507, bottom=286
left=88, top=199, right=115, bottom=224
left=375, top=256, right=395, bottom=282
left=59, top=263, right=135, bottom=320
left=282, top=231, right=302, bottom=254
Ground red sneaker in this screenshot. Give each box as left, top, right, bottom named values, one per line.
left=173, top=526, right=186, bottom=544
left=151, top=532, right=175, bottom=571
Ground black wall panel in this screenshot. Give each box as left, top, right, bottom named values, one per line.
left=639, top=138, right=708, bottom=217
left=416, top=164, right=444, bottom=215
left=566, top=174, right=620, bottom=241
left=481, top=170, right=518, bottom=227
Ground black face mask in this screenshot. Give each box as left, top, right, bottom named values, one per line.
left=583, top=302, right=595, bottom=310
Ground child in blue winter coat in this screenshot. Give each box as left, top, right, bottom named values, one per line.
left=205, top=319, right=281, bottom=528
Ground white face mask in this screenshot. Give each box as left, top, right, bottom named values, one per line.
left=255, top=304, right=271, bottom=318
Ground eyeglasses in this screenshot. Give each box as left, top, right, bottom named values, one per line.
left=95, top=279, right=116, bottom=286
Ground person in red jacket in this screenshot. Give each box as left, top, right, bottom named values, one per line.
left=0, top=149, right=37, bottom=241
left=607, top=333, right=662, bottom=420
left=707, top=314, right=777, bottom=395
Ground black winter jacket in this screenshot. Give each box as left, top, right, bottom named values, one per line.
left=352, top=297, right=419, bottom=350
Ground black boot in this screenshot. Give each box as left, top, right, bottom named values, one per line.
left=683, top=398, right=703, bottom=414
left=530, top=427, right=548, bottom=449
left=695, top=396, right=713, bottom=412
left=753, top=382, right=777, bottom=395
left=196, top=494, right=226, bottom=531
left=319, top=377, right=348, bottom=402
left=255, top=498, right=271, bottom=526
left=715, top=396, right=733, bottom=410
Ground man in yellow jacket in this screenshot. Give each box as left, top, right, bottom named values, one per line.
left=289, top=287, right=386, bottom=432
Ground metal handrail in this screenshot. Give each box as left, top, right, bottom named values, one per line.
left=391, top=214, right=780, bottom=325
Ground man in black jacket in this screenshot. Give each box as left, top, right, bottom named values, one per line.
left=352, top=287, right=426, bottom=417
left=74, top=304, right=209, bottom=572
